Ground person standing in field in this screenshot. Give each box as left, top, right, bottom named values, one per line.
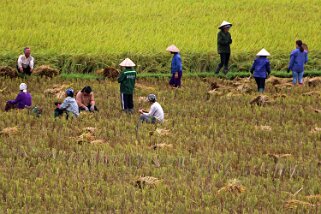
left=76, top=86, right=98, bottom=112
left=54, top=88, right=79, bottom=119
left=118, top=58, right=137, bottom=113
left=166, top=45, right=182, bottom=88
left=5, top=83, right=32, bottom=111
left=287, top=40, right=308, bottom=85
left=216, top=21, right=232, bottom=74
left=17, top=47, right=34, bottom=76
left=139, top=94, right=164, bottom=124
left=250, top=49, right=271, bottom=93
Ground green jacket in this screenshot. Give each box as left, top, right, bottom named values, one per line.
left=217, top=31, right=232, bottom=54
left=118, top=68, right=137, bottom=94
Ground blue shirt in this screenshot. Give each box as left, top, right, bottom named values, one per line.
left=171, top=53, right=182, bottom=74
left=250, top=57, right=271, bottom=78
left=288, top=48, right=308, bottom=72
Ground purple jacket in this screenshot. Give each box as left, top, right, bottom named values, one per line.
left=8, top=91, right=32, bottom=109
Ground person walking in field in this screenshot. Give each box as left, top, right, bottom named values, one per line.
left=166, top=45, right=182, bottom=88
left=76, top=86, right=98, bottom=112
left=250, top=49, right=271, bottom=93
left=139, top=94, right=164, bottom=124
left=287, top=40, right=308, bottom=85
left=118, top=58, right=137, bottom=113
left=17, top=47, right=34, bottom=76
left=216, top=21, right=232, bottom=74
left=54, top=88, right=79, bottom=119
left=5, top=83, right=32, bottom=111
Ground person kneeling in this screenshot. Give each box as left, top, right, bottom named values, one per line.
left=139, top=94, right=164, bottom=124
left=5, top=83, right=32, bottom=111
left=76, top=86, right=98, bottom=112
left=54, top=88, right=79, bottom=119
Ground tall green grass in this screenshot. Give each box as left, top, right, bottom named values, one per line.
left=0, top=0, right=320, bottom=72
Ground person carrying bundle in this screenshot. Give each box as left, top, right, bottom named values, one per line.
left=250, top=49, right=271, bottom=93
left=17, top=47, right=34, bottom=76
left=287, top=40, right=308, bottom=85
left=5, top=83, right=32, bottom=111
left=76, top=86, right=98, bottom=112
left=54, top=88, right=79, bottom=119
left=118, top=58, right=137, bottom=113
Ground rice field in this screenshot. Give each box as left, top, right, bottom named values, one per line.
left=0, top=0, right=321, bottom=73
left=0, top=76, right=320, bottom=212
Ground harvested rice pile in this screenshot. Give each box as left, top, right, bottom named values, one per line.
left=33, top=65, right=59, bottom=77
left=0, top=66, right=17, bottom=78
left=96, top=67, right=119, bottom=79
left=135, top=176, right=161, bottom=189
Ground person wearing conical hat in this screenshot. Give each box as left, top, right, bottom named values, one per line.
left=5, top=83, right=32, bottom=111
left=250, top=49, right=271, bottom=93
left=166, top=45, right=182, bottom=87
left=216, top=21, right=232, bottom=74
left=118, top=58, right=137, bottom=113
left=287, top=40, right=308, bottom=85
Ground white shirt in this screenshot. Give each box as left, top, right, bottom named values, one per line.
left=144, top=102, right=164, bottom=122
left=17, top=55, right=34, bottom=69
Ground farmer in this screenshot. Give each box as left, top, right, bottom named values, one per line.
left=250, top=49, right=271, bottom=93
left=54, top=88, right=79, bottom=119
left=216, top=21, right=232, bottom=74
left=139, top=94, right=164, bottom=124
left=76, top=86, right=98, bottom=112
left=118, top=58, right=137, bottom=113
left=5, top=83, right=32, bottom=111
left=287, top=40, right=308, bottom=85
left=166, top=45, right=182, bottom=87
left=17, top=47, right=34, bottom=75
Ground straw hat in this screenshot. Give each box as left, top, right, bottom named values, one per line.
left=218, top=21, right=232, bottom=29
left=256, top=48, right=270, bottom=56
left=119, top=58, right=136, bottom=67
left=166, top=45, right=180, bottom=53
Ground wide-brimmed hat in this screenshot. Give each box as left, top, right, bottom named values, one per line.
left=166, top=45, right=180, bottom=53
left=218, top=21, right=232, bottom=29
left=19, top=83, right=27, bottom=92
left=256, top=48, right=270, bottom=56
left=119, top=58, right=136, bottom=67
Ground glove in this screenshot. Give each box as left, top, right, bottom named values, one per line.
left=90, top=105, right=95, bottom=112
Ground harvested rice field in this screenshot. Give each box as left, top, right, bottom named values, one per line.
left=0, top=76, right=320, bottom=212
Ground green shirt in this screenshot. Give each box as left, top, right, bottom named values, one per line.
left=118, top=68, right=137, bottom=94
left=217, top=31, right=232, bottom=54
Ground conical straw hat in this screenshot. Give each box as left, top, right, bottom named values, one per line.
left=218, top=21, right=232, bottom=29
left=119, top=58, right=136, bottom=67
left=256, top=48, right=270, bottom=56
left=166, top=45, right=180, bottom=53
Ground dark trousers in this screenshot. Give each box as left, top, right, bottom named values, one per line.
left=254, top=77, right=266, bottom=92
left=216, top=53, right=230, bottom=73
left=121, top=93, right=133, bottom=110
left=5, top=102, right=16, bottom=111
left=17, top=65, right=32, bottom=75
left=169, top=71, right=182, bottom=87
left=79, top=105, right=98, bottom=112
